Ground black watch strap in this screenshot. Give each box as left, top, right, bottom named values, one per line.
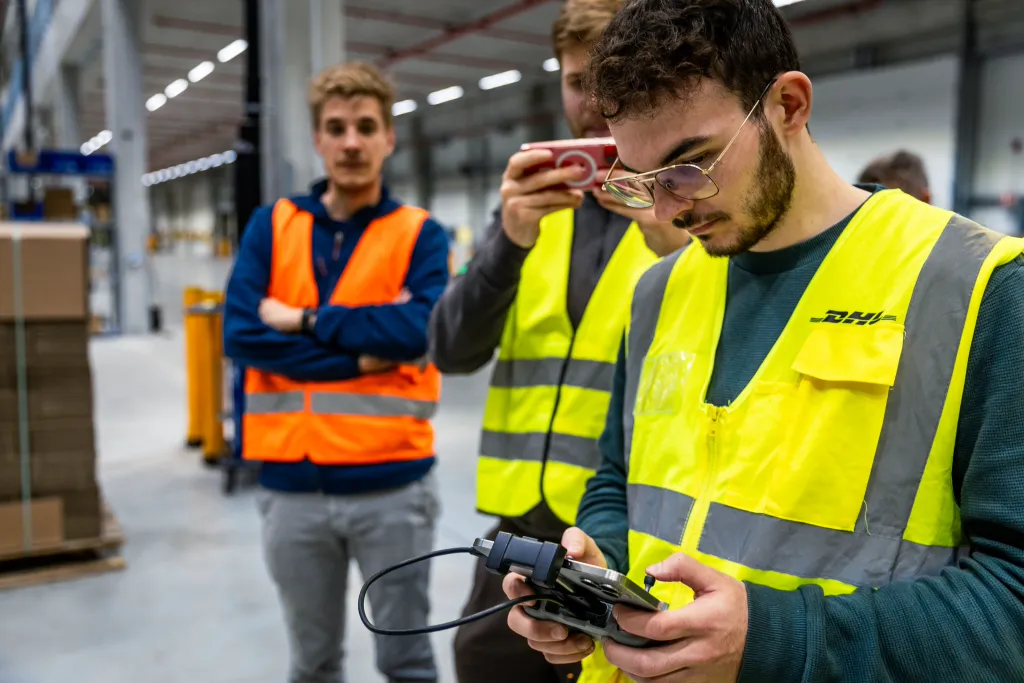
left=300, top=308, right=315, bottom=334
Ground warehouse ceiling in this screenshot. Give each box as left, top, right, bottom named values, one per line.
left=51, top=0, right=1024, bottom=172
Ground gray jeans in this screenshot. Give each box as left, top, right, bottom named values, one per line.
left=256, top=473, right=441, bottom=683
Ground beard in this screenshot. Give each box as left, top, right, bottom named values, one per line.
left=677, top=121, right=796, bottom=257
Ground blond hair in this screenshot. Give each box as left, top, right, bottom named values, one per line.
left=551, top=0, right=623, bottom=59
left=308, top=61, right=396, bottom=129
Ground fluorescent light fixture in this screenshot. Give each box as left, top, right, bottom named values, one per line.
left=392, top=99, right=418, bottom=116
left=188, top=61, right=215, bottom=83
left=774, top=0, right=808, bottom=5
left=479, top=70, right=521, bottom=91
left=218, top=39, right=248, bottom=63
left=427, top=86, right=464, bottom=106
left=80, top=141, right=94, bottom=155
left=165, top=79, right=189, bottom=98
left=143, top=150, right=239, bottom=186
left=146, top=93, right=168, bottom=111
left=543, top=58, right=560, bottom=72
left=98, top=130, right=112, bottom=144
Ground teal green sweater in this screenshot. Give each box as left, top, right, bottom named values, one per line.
left=577, top=204, right=1024, bottom=681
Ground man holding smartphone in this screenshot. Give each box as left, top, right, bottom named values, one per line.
left=427, top=2, right=690, bottom=682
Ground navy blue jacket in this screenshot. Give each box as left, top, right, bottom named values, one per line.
left=223, top=180, right=450, bottom=494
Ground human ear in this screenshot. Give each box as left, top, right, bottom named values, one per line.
left=772, top=71, right=813, bottom=137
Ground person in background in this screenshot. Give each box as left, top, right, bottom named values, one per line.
left=858, top=149, right=932, bottom=203
left=222, top=61, right=450, bottom=683
left=427, top=1, right=690, bottom=682
left=501, top=1, right=1024, bottom=682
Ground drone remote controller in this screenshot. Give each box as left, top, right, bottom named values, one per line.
left=473, top=532, right=667, bottom=648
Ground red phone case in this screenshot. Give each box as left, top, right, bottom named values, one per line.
left=520, top=138, right=618, bottom=192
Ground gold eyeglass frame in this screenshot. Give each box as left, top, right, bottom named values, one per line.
left=601, top=79, right=778, bottom=209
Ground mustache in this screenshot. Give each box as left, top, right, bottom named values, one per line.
left=673, top=211, right=730, bottom=229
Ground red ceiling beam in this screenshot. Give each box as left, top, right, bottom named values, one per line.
left=788, top=0, right=883, bottom=26
left=376, top=0, right=557, bottom=69
left=152, top=15, right=240, bottom=37
left=345, top=5, right=550, bottom=46
left=347, top=40, right=523, bottom=72
left=143, top=43, right=224, bottom=61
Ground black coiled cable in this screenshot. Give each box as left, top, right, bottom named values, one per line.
left=357, top=546, right=562, bottom=636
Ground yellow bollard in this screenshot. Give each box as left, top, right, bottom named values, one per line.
left=183, top=287, right=204, bottom=448
left=200, top=293, right=227, bottom=466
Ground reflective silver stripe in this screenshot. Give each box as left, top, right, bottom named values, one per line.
left=480, top=430, right=601, bottom=470
left=490, top=358, right=615, bottom=390
left=481, top=430, right=545, bottom=462
left=246, top=392, right=305, bottom=414
left=699, top=502, right=960, bottom=587
left=628, top=483, right=694, bottom=546
left=549, top=432, right=602, bottom=470
left=490, top=359, right=563, bottom=388
left=564, top=360, right=616, bottom=392
left=859, top=215, right=1004, bottom=535
left=623, top=253, right=680, bottom=470
left=310, top=393, right=438, bottom=420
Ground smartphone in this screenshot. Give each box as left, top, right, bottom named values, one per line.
left=558, top=558, right=665, bottom=612
left=520, top=137, right=618, bottom=192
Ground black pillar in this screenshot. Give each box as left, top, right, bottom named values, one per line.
left=411, top=114, right=433, bottom=211
left=952, top=0, right=981, bottom=217
left=17, top=0, right=34, bottom=152
left=234, top=0, right=263, bottom=245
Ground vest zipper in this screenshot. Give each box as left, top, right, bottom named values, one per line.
left=538, top=334, right=576, bottom=513
left=681, top=405, right=725, bottom=554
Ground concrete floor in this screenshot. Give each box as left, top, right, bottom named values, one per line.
left=0, top=255, right=497, bottom=683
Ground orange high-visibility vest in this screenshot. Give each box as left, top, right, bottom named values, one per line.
left=242, top=198, right=442, bottom=466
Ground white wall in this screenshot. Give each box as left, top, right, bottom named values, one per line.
left=970, top=52, right=1024, bottom=235
left=810, top=55, right=959, bottom=210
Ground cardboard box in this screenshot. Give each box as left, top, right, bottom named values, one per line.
left=0, top=322, right=91, bottom=386
left=61, top=486, right=102, bottom=540
left=0, top=365, right=94, bottom=421
left=0, top=497, right=64, bottom=556
left=0, top=418, right=97, bottom=499
left=0, top=223, right=90, bottom=321
left=43, top=188, right=78, bottom=222
left=0, top=449, right=97, bottom=500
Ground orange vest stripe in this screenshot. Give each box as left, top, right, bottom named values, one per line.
left=242, top=199, right=442, bottom=465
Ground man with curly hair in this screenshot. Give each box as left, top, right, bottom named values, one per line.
left=501, top=1, right=1024, bottom=681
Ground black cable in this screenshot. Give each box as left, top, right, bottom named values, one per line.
left=357, top=546, right=563, bottom=636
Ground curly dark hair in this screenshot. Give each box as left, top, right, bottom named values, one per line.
left=582, top=0, right=802, bottom=122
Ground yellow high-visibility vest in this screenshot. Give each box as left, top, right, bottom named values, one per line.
left=476, top=208, right=658, bottom=525
left=580, top=190, right=1024, bottom=682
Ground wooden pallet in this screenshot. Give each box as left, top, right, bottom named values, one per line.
left=0, top=503, right=126, bottom=591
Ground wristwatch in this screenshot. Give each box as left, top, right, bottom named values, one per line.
left=300, top=308, right=317, bottom=334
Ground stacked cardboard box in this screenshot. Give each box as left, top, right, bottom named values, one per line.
left=0, top=222, right=102, bottom=552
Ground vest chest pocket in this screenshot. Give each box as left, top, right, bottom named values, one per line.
left=634, top=351, right=699, bottom=417
left=764, top=323, right=905, bottom=532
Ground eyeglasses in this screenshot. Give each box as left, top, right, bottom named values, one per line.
left=602, top=79, right=777, bottom=209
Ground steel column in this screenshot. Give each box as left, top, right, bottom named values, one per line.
left=952, top=0, right=981, bottom=217
left=102, top=0, right=153, bottom=334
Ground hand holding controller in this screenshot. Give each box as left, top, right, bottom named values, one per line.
left=494, top=528, right=666, bottom=665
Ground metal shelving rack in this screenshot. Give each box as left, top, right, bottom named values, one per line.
left=4, top=149, right=122, bottom=335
